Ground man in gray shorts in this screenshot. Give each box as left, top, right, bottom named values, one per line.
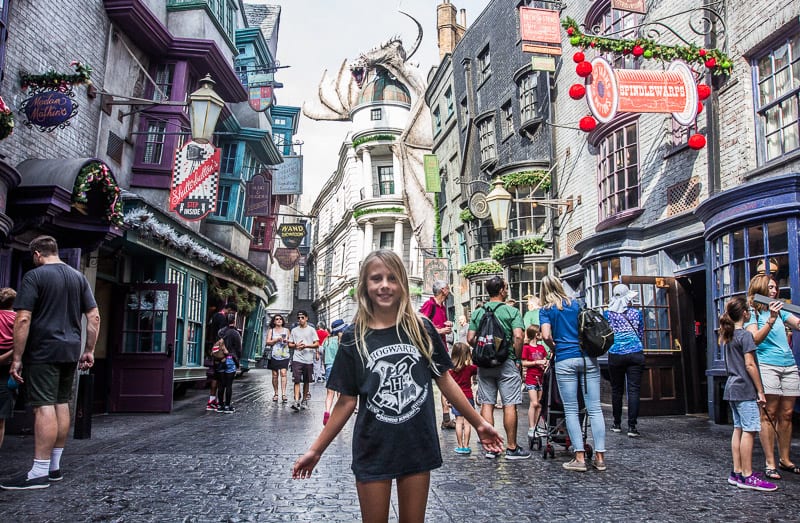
left=468, top=276, right=529, bottom=460
left=1, top=236, right=100, bottom=490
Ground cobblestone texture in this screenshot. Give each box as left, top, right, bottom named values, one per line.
left=1, top=370, right=798, bottom=522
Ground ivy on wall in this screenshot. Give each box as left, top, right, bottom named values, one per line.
left=490, top=237, right=547, bottom=261
left=353, top=206, right=405, bottom=220
left=352, top=133, right=396, bottom=148
left=501, top=170, right=551, bottom=192
left=460, top=260, right=503, bottom=278
left=459, top=208, right=476, bottom=223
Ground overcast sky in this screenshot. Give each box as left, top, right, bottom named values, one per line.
left=250, top=0, right=490, bottom=210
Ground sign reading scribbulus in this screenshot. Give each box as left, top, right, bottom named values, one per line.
left=245, top=173, right=272, bottom=217
left=586, top=57, right=698, bottom=125
left=170, top=141, right=221, bottom=221
left=278, top=223, right=307, bottom=249
left=20, top=91, right=79, bottom=132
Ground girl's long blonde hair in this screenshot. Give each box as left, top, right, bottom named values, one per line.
left=540, top=274, right=571, bottom=310
left=350, top=250, right=438, bottom=374
left=450, top=342, right=472, bottom=372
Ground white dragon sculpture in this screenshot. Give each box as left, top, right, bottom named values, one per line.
left=302, top=11, right=435, bottom=250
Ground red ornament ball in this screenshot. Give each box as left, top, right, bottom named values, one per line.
left=576, top=61, right=593, bottom=77
left=573, top=52, right=585, bottom=63
left=697, top=102, right=704, bottom=115
left=705, top=57, right=717, bottom=69
left=579, top=115, right=597, bottom=132
left=590, top=41, right=596, bottom=48
left=688, top=134, right=706, bottom=150
left=698, top=49, right=707, bottom=57
left=567, top=27, right=574, bottom=36
left=697, top=84, right=711, bottom=101
left=569, top=84, right=586, bottom=100
left=632, top=45, right=644, bottom=57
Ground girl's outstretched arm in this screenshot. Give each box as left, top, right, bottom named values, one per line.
left=292, top=394, right=358, bottom=479
left=435, top=372, right=503, bottom=453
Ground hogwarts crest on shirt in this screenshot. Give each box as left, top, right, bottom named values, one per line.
left=366, top=343, right=428, bottom=424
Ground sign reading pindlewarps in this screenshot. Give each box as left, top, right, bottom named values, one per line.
left=278, top=223, right=307, bottom=249
left=20, top=91, right=79, bottom=132
left=245, top=173, right=272, bottom=217
left=170, top=141, right=221, bottom=221
left=272, top=155, right=303, bottom=195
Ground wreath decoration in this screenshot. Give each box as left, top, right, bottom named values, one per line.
left=20, top=61, right=93, bottom=93
left=0, top=96, right=14, bottom=140
left=73, top=162, right=123, bottom=226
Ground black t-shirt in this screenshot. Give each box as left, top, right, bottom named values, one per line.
left=13, top=263, right=97, bottom=363
left=208, top=312, right=228, bottom=345
left=219, top=326, right=242, bottom=363
left=327, top=319, right=452, bottom=481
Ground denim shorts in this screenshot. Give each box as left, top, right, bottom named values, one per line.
left=525, top=384, right=542, bottom=392
left=325, top=365, right=333, bottom=382
left=730, top=400, right=761, bottom=432
left=451, top=397, right=475, bottom=418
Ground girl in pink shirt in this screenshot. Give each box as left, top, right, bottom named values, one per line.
left=449, top=342, right=478, bottom=454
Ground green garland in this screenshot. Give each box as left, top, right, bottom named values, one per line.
left=490, top=237, right=547, bottom=261
left=459, top=208, right=476, bottom=223
left=0, top=96, right=14, bottom=141
left=501, top=170, right=551, bottom=192
left=208, top=275, right=259, bottom=315
left=352, top=133, right=396, bottom=148
left=20, top=61, right=93, bottom=91
left=353, top=206, right=405, bottom=220
left=460, top=260, right=502, bottom=278
left=221, top=258, right=267, bottom=288
left=72, top=162, right=123, bottom=226
left=561, top=17, right=733, bottom=75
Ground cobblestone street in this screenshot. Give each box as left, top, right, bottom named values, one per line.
left=1, top=370, right=799, bottom=522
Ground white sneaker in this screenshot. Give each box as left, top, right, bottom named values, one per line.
left=527, top=428, right=536, bottom=438
left=301, top=400, right=309, bottom=410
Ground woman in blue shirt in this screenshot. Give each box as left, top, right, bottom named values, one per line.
left=745, top=274, right=800, bottom=481
left=539, top=275, right=606, bottom=472
left=604, top=284, right=645, bottom=437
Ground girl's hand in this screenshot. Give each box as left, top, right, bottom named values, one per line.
left=476, top=421, right=503, bottom=453
left=757, top=391, right=767, bottom=407
left=293, top=450, right=322, bottom=479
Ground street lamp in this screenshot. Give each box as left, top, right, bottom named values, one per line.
left=484, top=178, right=579, bottom=230
left=188, top=74, right=225, bottom=143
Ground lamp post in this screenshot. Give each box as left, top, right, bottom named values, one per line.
left=485, top=178, right=513, bottom=230
left=188, top=74, right=225, bottom=143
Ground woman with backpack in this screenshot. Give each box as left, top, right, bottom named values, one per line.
left=605, top=283, right=645, bottom=437
left=539, top=275, right=607, bottom=472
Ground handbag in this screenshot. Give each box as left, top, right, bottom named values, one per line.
left=212, top=338, right=228, bottom=360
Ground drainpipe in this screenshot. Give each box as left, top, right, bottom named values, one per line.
left=704, top=0, right=722, bottom=195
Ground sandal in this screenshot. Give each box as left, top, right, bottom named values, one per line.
left=764, top=467, right=782, bottom=480
left=272, top=394, right=278, bottom=402
left=282, top=396, right=288, bottom=403
left=779, top=461, right=800, bottom=474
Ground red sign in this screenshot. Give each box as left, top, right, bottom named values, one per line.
left=249, top=86, right=273, bottom=112
left=586, top=58, right=698, bottom=125
left=611, top=0, right=647, bottom=14
left=245, top=173, right=272, bottom=216
left=519, top=7, right=562, bottom=46
left=274, top=248, right=301, bottom=270
left=169, top=141, right=221, bottom=221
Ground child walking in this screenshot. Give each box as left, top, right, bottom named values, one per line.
left=719, top=296, right=776, bottom=491
left=521, top=325, right=548, bottom=439
left=449, top=342, right=478, bottom=455
left=293, top=250, right=503, bottom=523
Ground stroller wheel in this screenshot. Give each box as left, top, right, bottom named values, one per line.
left=548, top=445, right=556, bottom=458
left=542, top=445, right=549, bottom=459
left=533, top=436, right=543, bottom=451
left=584, top=443, right=593, bottom=461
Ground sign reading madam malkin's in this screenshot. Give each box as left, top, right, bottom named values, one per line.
left=278, top=223, right=306, bottom=249
left=20, top=91, right=79, bottom=132
left=170, top=141, right=221, bottom=221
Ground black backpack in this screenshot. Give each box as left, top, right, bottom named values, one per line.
left=578, top=306, right=615, bottom=357
left=473, top=304, right=511, bottom=368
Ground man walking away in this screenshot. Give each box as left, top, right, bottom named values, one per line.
left=2, top=235, right=100, bottom=489
left=420, top=280, right=455, bottom=429
left=467, top=276, right=530, bottom=460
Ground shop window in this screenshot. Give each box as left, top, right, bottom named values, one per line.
left=597, top=121, right=640, bottom=220
left=445, top=87, right=454, bottom=120
left=753, top=32, right=800, bottom=163
left=379, top=231, right=394, bottom=249
left=501, top=101, right=514, bottom=138
left=142, top=121, right=167, bottom=164
left=508, top=185, right=548, bottom=239
left=477, top=116, right=496, bottom=165
left=477, top=45, right=491, bottom=84
left=508, top=262, right=548, bottom=307
left=378, top=166, right=394, bottom=195
left=517, top=71, right=539, bottom=124
left=214, top=184, right=232, bottom=218
left=591, top=4, right=643, bottom=69
left=469, top=279, right=491, bottom=310
left=220, top=142, right=238, bottom=175
left=457, top=228, right=468, bottom=266
left=468, top=218, right=502, bottom=260
left=150, top=63, right=174, bottom=102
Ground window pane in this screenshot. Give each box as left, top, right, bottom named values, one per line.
left=732, top=229, right=745, bottom=259
left=748, top=225, right=764, bottom=257
left=767, top=221, right=788, bottom=252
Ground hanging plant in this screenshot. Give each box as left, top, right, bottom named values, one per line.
left=20, top=61, right=93, bottom=92
left=501, top=170, right=552, bottom=192
left=221, top=258, right=267, bottom=288
left=562, top=17, right=733, bottom=75
left=459, top=208, right=476, bottom=223
left=491, top=238, right=547, bottom=261
left=460, top=260, right=503, bottom=278
left=352, top=133, right=396, bottom=148
left=0, top=96, right=14, bottom=140
left=72, top=162, right=123, bottom=226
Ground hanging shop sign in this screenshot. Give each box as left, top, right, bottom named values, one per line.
left=424, top=155, right=440, bottom=193
left=278, top=222, right=307, bottom=249
left=169, top=141, right=221, bottom=221
left=272, top=155, right=303, bottom=195
left=274, top=247, right=301, bottom=270
left=19, top=91, right=78, bottom=132
left=249, top=85, right=273, bottom=112
left=585, top=57, right=698, bottom=125
left=611, top=0, right=647, bottom=14
left=245, top=172, right=272, bottom=217
left=423, top=258, right=449, bottom=295
left=531, top=55, right=557, bottom=72
left=519, top=7, right=562, bottom=56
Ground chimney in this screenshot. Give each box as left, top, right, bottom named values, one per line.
left=459, top=9, right=466, bottom=28
left=437, top=2, right=467, bottom=61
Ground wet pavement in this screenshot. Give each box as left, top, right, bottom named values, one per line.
left=1, top=369, right=799, bottom=522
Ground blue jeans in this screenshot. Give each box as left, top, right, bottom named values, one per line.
left=555, top=356, right=606, bottom=453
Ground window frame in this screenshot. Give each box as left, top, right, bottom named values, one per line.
left=597, top=120, right=641, bottom=222
left=477, top=115, right=497, bottom=165
left=377, top=165, right=395, bottom=195
left=477, top=45, right=491, bottom=85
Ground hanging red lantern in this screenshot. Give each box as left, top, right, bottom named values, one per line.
left=576, top=61, right=593, bottom=77
left=567, top=27, right=574, bottom=36
left=697, top=84, right=711, bottom=101
left=569, top=84, right=586, bottom=100
left=579, top=115, right=597, bottom=132
left=705, top=57, right=717, bottom=69
left=632, top=45, right=644, bottom=57
left=573, top=51, right=585, bottom=63
left=688, top=134, right=706, bottom=150
left=697, top=102, right=704, bottom=115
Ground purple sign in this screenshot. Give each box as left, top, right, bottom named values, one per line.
left=245, top=173, right=272, bottom=217
left=21, top=91, right=78, bottom=132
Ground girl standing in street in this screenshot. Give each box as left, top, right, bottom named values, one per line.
left=719, top=296, right=776, bottom=491
left=293, top=250, right=502, bottom=523
left=539, top=274, right=607, bottom=472
left=521, top=324, right=547, bottom=439
left=449, top=342, right=478, bottom=455
left=265, top=315, right=291, bottom=403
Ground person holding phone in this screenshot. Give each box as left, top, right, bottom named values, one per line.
left=265, top=315, right=291, bottom=403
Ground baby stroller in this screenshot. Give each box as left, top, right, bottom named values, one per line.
left=529, top=364, right=592, bottom=460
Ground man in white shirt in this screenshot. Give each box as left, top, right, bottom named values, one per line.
left=288, top=310, right=319, bottom=411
